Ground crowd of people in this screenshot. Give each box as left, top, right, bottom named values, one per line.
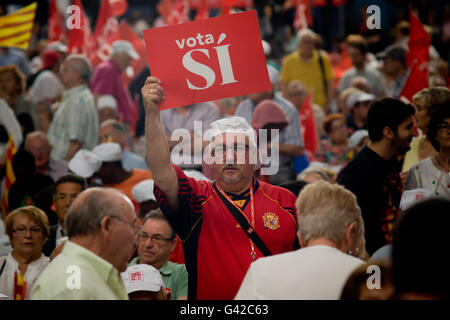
left=1, top=1, right=450, bottom=301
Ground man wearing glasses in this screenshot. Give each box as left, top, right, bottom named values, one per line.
left=141, top=77, right=298, bottom=300
left=129, top=209, right=188, bottom=300
left=30, top=188, right=137, bottom=300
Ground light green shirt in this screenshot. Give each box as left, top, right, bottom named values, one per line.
left=129, top=257, right=188, bottom=300
left=30, top=241, right=128, bottom=300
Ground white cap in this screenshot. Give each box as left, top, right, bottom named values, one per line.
left=267, top=64, right=279, bottom=91
left=205, top=116, right=257, bottom=149
left=262, top=40, right=271, bottom=56
left=111, top=40, right=140, bottom=59
left=183, top=170, right=211, bottom=182
left=68, top=150, right=102, bottom=178
left=132, top=179, right=156, bottom=203
left=348, top=129, right=369, bottom=149
left=92, top=142, right=122, bottom=162
left=400, top=188, right=435, bottom=211
left=347, top=91, right=375, bottom=109
left=121, top=264, right=165, bottom=294
left=45, top=41, right=67, bottom=53
left=97, top=95, right=118, bottom=111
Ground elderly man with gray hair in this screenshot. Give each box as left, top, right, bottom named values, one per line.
left=141, top=77, right=299, bottom=300
left=30, top=188, right=137, bottom=300
left=47, top=54, right=98, bottom=162
left=235, top=181, right=367, bottom=299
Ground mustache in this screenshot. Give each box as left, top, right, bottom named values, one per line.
left=221, top=164, right=239, bottom=171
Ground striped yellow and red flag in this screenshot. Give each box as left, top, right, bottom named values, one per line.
left=14, top=271, right=27, bottom=300
left=0, top=2, right=38, bottom=50
left=1, top=134, right=17, bottom=218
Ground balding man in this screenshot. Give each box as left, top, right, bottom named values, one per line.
left=90, top=40, right=140, bottom=125
left=99, top=119, right=148, bottom=171
left=25, top=131, right=68, bottom=181
left=47, top=54, right=99, bottom=161
left=30, top=188, right=137, bottom=300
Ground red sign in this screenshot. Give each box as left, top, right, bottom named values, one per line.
left=143, top=10, right=271, bottom=110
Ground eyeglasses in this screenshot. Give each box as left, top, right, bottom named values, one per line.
left=212, top=144, right=250, bottom=157
left=13, top=226, right=43, bottom=236
left=437, top=122, right=450, bottom=131
left=138, top=232, right=173, bottom=245
left=331, top=123, right=347, bottom=132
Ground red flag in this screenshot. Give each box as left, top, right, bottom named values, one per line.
left=49, top=0, right=66, bottom=42
left=157, top=0, right=175, bottom=24
left=293, top=0, right=312, bottom=30
left=167, top=0, right=190, bottom=25
left=299, top=91, right=318, bottom=154
left=67, top=0, right=92, bottom=55
left=222, top=0, right=237, bottom=15
left=195, top=0, right=209, bottom=21
left=399, top=8, right=430, bottom=101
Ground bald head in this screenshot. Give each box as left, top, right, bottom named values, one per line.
left=25, top=131, right=51, bottom=171
left=66, top=187, right=134, bottom=238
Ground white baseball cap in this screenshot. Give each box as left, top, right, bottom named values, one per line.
left=68, top=150, right=102, bottom=178
left=97, top=95, right=118, bottom=111
left=205, top=116, right=257, bottom=149
left=111, top=40, right=140, bottom=60
left=45, top=41, right=67, bottom=53
left=92, top=142, right=122, bottom=162
left=132, top=179, right=156, bottom=203
left=348, top=129, right=369, bottom=149
left=121, top=264, right=165, bottom=294
left=347, top=91, right=375, bottom=109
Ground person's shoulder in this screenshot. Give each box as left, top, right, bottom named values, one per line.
left=274, top=94, right=296, bottom=112
left=259, top=181, right=297, bottom=203
left=282, top=51, right=299, bottom=63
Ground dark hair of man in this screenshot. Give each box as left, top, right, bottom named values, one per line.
left=54, top=173, right=86, bottom=194
left=141, top=209, right=176, bottom=240
left=367, top=98, right=415, bottom=142
left=392, top=198, right=450, bottom=299
left=426, top=102, right=450, bottom=152
left=279, top=180, right=308, bottom=198
left=348, top=41, right=368, bottom=55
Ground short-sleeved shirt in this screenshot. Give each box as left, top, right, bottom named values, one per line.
left=47, top=85, right=99, bottom=160
left=90, top=59, right=134, bottom=123
left=154, top=166, right=298, bottom=300
left=280, top=50, right=334, bottom=108
left=30, top=241, right=129, bottom=300
left=337, top=146, right=402, bottom=255
left=129, top=258, right=188, bottom=300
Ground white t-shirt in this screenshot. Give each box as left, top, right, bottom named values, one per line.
left=0, top=253, right=49, bottom=299
left=234, top=245, right=364, bottom=300
left=405, top=157, right=450, bottom=198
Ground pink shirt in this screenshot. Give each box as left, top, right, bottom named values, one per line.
left=90, top=59, right=134, bottom=122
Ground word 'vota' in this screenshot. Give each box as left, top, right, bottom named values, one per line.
left=176, top=33, right=237, bottom=90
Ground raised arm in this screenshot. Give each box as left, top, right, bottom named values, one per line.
left=141, top=77, right=179, bottom=210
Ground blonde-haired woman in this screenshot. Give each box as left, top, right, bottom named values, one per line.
left=0, top=206, right=50, bottom=299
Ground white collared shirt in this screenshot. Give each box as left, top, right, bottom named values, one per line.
left=0, top=253, right=50, bottom=299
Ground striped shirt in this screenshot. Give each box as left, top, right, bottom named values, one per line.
left=47, top=85, right=99, bottom=160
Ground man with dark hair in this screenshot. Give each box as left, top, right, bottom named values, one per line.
left=377, top=46, right=409, bottom=99
left=338, top=40, right=386, bottom=98
left=129, top=209, right=188, bottom=300
left=337, top=98, right=416, bottom=255
left=42, top=173, right=86, bottom=257
left=392, top=198, right=450, bottom=299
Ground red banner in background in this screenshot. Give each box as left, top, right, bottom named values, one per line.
left=49, top=0, right=67, bottom=42
left=67, top=0, right=92, bottom=55
left=143, top=10, right=271, bottom=110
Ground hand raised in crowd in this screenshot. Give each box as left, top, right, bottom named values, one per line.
left=141, top=76, right=166, bottom=114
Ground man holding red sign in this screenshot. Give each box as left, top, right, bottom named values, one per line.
left=142, top=76, right=298, bottom=300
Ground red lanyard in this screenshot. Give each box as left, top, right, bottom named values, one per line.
left=216, top=183, right=257, bottom=260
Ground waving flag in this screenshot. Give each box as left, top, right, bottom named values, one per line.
left=1, top=135, right=17, bottom=218
left=300, top=91, right=318, bottom=154
left=67, top=0, right=92, bottom=55
left=0, top=2, right=37, bottom=50
left=399, top=8, right=430, bottom=101
left=49, top=0, right=67, bottom=42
